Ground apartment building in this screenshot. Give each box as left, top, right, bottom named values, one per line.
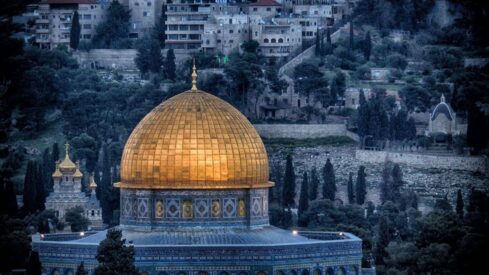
left=201, top=14, right=251, bottom=55
left=252, top=18, right=302, bottom=61
left=248, top=0, right=282, bottom=19
left=35, top=0, right=104, bottom=49
left=127, top=0, right=165, bottom=38
left=165, top=0, right=215, bottom=52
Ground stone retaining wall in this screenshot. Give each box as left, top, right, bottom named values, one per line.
left=278, top=23, right=348, bottom=76
left=253, top=124, right=347, bottom=139
left=355, top=149, right=487, bottom=173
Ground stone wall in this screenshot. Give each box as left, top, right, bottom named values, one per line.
left=278, top=23, right=348, bottom=76
left=73, top=49, right=189, bottom=71
left=253, top=124, right=347, bottom=139
left=355, top=149, right=487, bottom=173
left=74, top=49, right=138, bottom=70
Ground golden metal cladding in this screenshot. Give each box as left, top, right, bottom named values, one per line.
left=118, top=89, right=272, bottom=190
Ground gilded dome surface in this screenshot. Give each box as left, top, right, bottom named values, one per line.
left=118, top=90, right=271, bottom=190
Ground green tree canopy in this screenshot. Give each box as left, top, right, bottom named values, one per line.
left=95, top=229, right=138, bottom=275
left=92, top=1, right=131, bottom=49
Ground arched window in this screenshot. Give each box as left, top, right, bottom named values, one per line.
left=158, top=272, right=169, bottom=275
left=325, top=268, right=334, bottom=275
left=239, top=272, right=248, bottom=275
left=264, top=38, right=269, bottom=43
left=199, top=272, right=209, bottom=275
left=91, top=210, right=95, bottom=216
left=271, top=38, right=276, bottom=43
left=278, top=38, right=283, bottom=43
left=301, top=270, right=309, bottom=275
left=337, top=267, right=346, bottom=275
left=276, top=271, right=285, bottom=275
left=313, top=269, right=321, bottom=275
left=220, top=272, right=229, bottom=275
left=257, top=272, right=267, bottom=275
left=290, top=271, right=297, bottom=275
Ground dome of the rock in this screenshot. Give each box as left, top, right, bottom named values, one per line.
left=118, top=90, right=271, bottom=190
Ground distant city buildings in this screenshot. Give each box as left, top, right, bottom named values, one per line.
left=35, top=0, right=104, bottom=49
left=21, top=0, right=353, bottom=55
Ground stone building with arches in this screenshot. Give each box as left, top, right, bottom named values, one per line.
left=33, top=66, right=361, bottom=275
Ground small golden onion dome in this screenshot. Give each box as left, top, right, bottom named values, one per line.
left=73, top=161, right=83, bottom=178
left=118, top=89, right=272, bottom=190
left=52, top=161, right=62, bottom=178
left=59, top=143, right=76, bottom=171
left=89, top=174, right=97, bottom=189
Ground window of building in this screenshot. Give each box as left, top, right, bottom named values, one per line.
left=83, top=34, right=91, bottom=39
left=217, top=30, right=221, bottom=33
left=206, top=40, right=210, bottom=45
left=264, top=38, right=269, bottom=43
left=135, top=2, right=139, bottom=6
left=266, top=8, right=271, bottom=11
left=271, top=38, right=276, bottom=43
left=229, top=19, right=232, bottom=24
left=217, top=39, right=221, bottom=43
left=83, top=24, right=91, bottom=29
left=229, top=29, right=233, bottom=34
left=169, top=25, right=178, bottom=30
left=253, top=8, right=257, bottom=11
left=189, top=25, right=199, bottom=30
left=147, top=1, right=151, bottom=6
left=278, top=38, right=283, bottom=43
left=143, top=11, right=149, bottom=17
left=83, top=14, right=91, bottom=20
left=229, top=40, right=233, bottom=43
left=168, top=34, right=178, bottom=39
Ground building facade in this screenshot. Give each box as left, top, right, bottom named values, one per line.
left=44, top=144, right=102, bottom=227
left=33, top=67, right=362, bottom=275
left=35, top=0, right=104, bottom=49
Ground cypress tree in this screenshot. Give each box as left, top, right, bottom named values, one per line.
left=315, top=28, right=321, bottom=56
left=347, top=172, right=355, bottom=204
left=70, top=10, right=81, bottom=50
left=42, top=148, right=54, bottom=193
left=165, top=49, right=176, bottom=81
left=363, top=31, right=371, bottom=61
left=101, top=144, right=113, bottom=224
left=322, top=158, right=336, bottom=201
left=0, top=182, right=5, bottom=214
left=52, top=142, right=60, bottom=164
left=456, top=189, right=464, bottom=219
left=26, top=251, right=42, bottom=275
left=5, top=182, right=18, bottom=217
left=76, top=261, right=87, bottom=275
left=23, top=160, right=37, bottom=214
left=154, top=3, right=167, bottom=48
left=356, top=165, right=367, bottom=205
left=349, top=19, right=354, bottom=52
left=34, top=161, right=46, bottom=211
left=309, top=167, right=319, bottom=201
left=325, top=27, right=332, bottom=55
left=374, top=215, right=391, bottom=266
left=391, top=164, right=403, bottom=198
left=357, top=90, right=369, bottom=139
left=298, top=172, right=309, bottom=218
left=282, top=154, right=296, bottom=209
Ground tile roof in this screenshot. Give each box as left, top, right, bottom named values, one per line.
left=250, top=0, right=281, bottom=6
left=42, top=0, right=98, bottom=4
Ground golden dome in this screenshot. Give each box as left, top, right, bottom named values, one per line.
left=89, top=173, right=97, bottom=189
left=73, top=161, right=83, bottom=178
left=118, top=89, right=271, bottom=190
left=59, top=143, right=76, bottom=171
left=52, top=162, right=62, bottom=178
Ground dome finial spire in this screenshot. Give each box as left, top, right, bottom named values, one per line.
left=191, top=58, right=198, bottom=92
